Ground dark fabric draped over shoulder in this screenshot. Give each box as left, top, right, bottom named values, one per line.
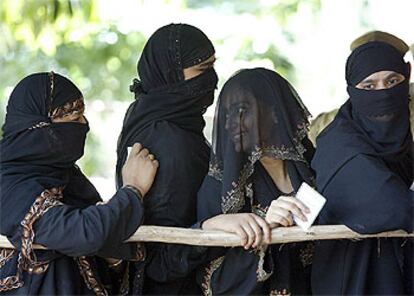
left=1, top=73, right=93, bottom=238
left=0, top=73, right=145, bottom=294
left=116, top=23, right=217, bottom=187
left=116, top=24, right=218, bottom=295
left=197, top=68, right=315, bottom=295
left=311, top=41, right=413, bottom=295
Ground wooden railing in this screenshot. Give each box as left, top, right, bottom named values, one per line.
left=0, top=225, right=413, bottom=249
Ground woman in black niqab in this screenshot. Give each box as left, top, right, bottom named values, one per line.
left=116, top=23, right=218, bottom=295
left=197, top=68, right=315, bottom=295
left=0, top=72, right=150, bottom=295
left=311, top=41, right=413, bottom=295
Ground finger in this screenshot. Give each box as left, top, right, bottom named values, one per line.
left=280, top=196, right=310, bottom=214
left=275, top=199, right=307, bottom=222
left=267, top=212, right=291, bottom=227
left=240, top=223, right=255, bottom=249
left=253, top=216, right=271, bottom=244
left=131, top=143, right=143, bottom=154
left=235, top=228, right=248, bottom=247
left=269, top=222, right=279, bottom=228
left=152, top=159, right=159, bottom=167
left=273, top=208, right=294, bottom=226
left=139, top=148, right=149, bottom=157
left=247, top=217, right=263, bottom=248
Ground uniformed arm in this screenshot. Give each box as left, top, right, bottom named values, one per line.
left=321, top=154, right=414, bottom=233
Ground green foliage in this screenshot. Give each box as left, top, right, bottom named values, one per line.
left=0, top=0, right=321, bottom=177
left=236, top=39, right=294, bottom=82
left=0, top=0, right=146, bottom=176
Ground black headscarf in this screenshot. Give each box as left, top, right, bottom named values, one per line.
left=207, top=68, right=315, bottom=214
left=310, top=41, right=413, bottom=296
left=0, top=72, right=97, bottom=246
left=313, top=41, right=413, bottom=191
left=116, top=23, right=218, bottom=187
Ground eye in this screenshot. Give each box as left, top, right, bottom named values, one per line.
left=386, top=77, right=402, bottom=87
left=361, top=83, right=375, bottom=90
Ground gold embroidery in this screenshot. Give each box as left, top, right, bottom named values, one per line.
left=211, top=117, right=310, bottom=214
left=299, top=242, right=314, bottom=267
left=208, top=162, right=223, bottom=181
left=0, top=249, right=15, bottom=269
left=0, top=188, right=64, bottom=292
left=256, top=246, right=272, bottom=282
left=28, top=122, right=51, bottom=130
left=76, top=256, right=108, bottom=296
left=201, top=256, right=225, bottom=296
left=270, top=288, right=291, bottom=295
left=20, top=187, right=64, bottom=274
left=220, top=138, right=309, bottom=214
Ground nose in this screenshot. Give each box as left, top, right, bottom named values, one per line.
left=376, top=80, right=387, bottom=90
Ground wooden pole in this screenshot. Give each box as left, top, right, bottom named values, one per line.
left=0, top=225, right=413, bottom=249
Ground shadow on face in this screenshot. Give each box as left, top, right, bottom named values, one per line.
left=223, top=91, right=278, bottom=153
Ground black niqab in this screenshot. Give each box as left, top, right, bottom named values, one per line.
left=116, top=23, right=218, bottom=187
left=311, top=41, right=413, bottom=295
left=0, top=72, right=94, bottom=244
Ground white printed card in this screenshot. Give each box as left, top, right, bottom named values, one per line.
left=293, top=182, right=326, bottom=231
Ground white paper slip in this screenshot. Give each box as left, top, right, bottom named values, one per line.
left=410, top=181, right=414, bottom=191
left=293, top=182, right=326, bottom=231
left=127, top=146, right=132, bottom=158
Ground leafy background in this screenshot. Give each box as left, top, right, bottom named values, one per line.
left=1, top=0, right=413, bottom=198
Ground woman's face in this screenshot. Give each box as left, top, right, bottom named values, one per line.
left=224, top=91, right=279, bottom=153
left=224, top=93, right=259, bottom=152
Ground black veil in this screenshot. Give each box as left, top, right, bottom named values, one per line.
left=208, top=68, right=314, bottom=214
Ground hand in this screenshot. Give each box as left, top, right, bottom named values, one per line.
left=202, top=213, right=271, bottom=250
left=122, top=143, right=159, bottom=197
left=265, top=196, right=310, bottom=227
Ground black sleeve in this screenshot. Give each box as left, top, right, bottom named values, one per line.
left=34, top=186, right=145, bottom=257
left=142, top=155, right=214, bottom=282
left=321, top=154, right=414, bottom=233
left=197, top=175, right=223, bottom=222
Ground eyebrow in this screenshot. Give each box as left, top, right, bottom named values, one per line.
left=383, top=72, right=403, bottom=80
left=360, top=73, right=403, bottom=84
left=360, top=79, right=375, bottom=84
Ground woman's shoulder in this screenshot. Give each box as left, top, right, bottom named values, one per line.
left=149, top=121, right=210, bottom=155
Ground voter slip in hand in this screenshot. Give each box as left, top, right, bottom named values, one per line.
left=293, top=182, right=326, bottom=231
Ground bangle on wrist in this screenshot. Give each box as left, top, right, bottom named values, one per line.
left=122, top=185, right=143, bottom=201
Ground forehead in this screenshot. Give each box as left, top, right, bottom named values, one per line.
left=223, top=90, right=255, bottom=106
left=360, top=70, right=404, bottom=82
